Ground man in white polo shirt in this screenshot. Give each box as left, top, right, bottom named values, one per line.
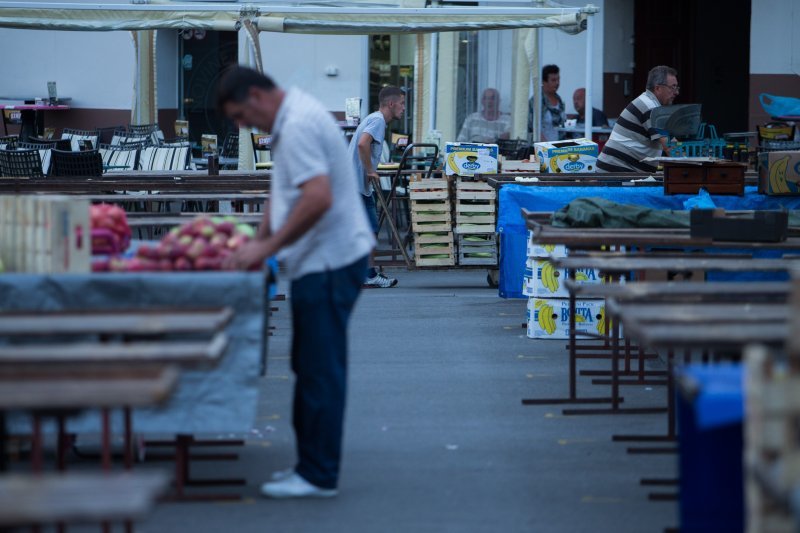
left=218, top=67, right=374, bottom=499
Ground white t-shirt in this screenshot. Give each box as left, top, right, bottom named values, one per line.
left=270, top=88, right=376, bottom=280
left=347, top=111, right=386, bottom=197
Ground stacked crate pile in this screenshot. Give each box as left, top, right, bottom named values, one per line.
left=454, top=177, right=497, bottom=266
left=409, top=177, right=455, bottom=267
left=522, top=230, right=608, bottom=339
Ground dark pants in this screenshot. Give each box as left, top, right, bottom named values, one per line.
left=290, top=255, right=368, bottom=489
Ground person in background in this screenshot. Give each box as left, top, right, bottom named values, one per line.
left=347, top=86, right=406, bottom=288
left=218, top=66, right=375, bottom=499
left=529, top=64, right=565, bottom=142
left=456, top=88, right=511, bottom=144
left=573, top=88, right=609, bottom=129
left=564, top=88, right=610, bottom=140
left=596, top=65, right=678, bottom=173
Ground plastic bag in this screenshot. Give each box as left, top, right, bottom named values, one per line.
left=683, top=188, right=716, bottom=210
left=759, top=93, right=800, bottom=118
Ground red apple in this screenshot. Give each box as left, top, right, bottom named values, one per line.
left=173, top=257, right=192, bottom=271
left=158, top=258, right=173, bottom=271
left=185, top=239, right=207, bottom=260
left=91, top=259, right=110, bottom=272
left=215, top=221, right=236, bottom=236
left=109, top=257, right=128, bottom=272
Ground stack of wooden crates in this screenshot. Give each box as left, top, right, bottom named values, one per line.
left=0, top=195, right=90, bottom=273
left=408, top=175, right=497, bottom=268
left=454, top=177, right=497, bottom=266
left=409, top=177, right=455, bottom=266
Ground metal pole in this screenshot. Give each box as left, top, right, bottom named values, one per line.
left=584, top=13, right=594, bottom=140
left=430, top=32, right=439, bottom=132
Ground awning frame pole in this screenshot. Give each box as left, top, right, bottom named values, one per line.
left=583, top=12, right=594, bottom=140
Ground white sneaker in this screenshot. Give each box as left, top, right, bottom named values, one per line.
left=363, top=273, right=398, bottom=288
left=270, top=468, right=294, bottom=481
left=260, top=473, right=338, bottom=499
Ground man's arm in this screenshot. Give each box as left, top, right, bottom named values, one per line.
left=256, top=199, right=271, bottom=240
left=358, top=132, right=377, bottom=190
left=225, top=175, right=332, bottom=269
left=659, top=137, right=671, bottom=157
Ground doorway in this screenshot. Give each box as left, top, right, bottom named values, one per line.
left=633, top=0, right=751, bottom=135
left=179, top=30, right=238, bottom=144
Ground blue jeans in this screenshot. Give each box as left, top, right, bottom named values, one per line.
left=290, top=255, right=368, bottom=489
left=362, top=193, right=379, bottom=233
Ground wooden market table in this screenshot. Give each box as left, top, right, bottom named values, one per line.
left=0, top=471, right=168, bottom=530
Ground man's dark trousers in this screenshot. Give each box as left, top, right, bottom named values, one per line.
left=290, top=255, right=368, bottom=489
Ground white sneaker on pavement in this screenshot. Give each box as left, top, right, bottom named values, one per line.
left=260, top=473, right=338, bottom=499
left=270, top=468, right=295, bottom=481
left=363, top=272, right=398, bottom=288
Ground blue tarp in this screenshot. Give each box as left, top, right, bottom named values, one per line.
left=498, top=185, right=800, bottom=298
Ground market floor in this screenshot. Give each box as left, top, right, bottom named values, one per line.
left=141, top=269, right=677, bottom=533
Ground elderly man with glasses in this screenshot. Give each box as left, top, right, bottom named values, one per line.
left=597, top=65, right=679, bottom=173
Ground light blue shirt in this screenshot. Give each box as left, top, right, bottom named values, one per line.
left=347, top=111, right=386, bottom=197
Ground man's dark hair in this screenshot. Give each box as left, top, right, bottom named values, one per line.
left=378, top=86, right=404, bottom=106
left=217, top=67, right=278, bottom=111
left=542, top=64, right=560, bottom=83
left=646, top=65, right=678, bottom=91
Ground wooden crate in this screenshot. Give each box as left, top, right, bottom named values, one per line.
left=455, top=177, right=496, bottom=201
left=415, top=231, right=453, bottom=245
left=0, top=196, right=90, bottom=273
left=411, top=199, right=452, bottom=233
left=457, top=234, right=498, bottom=266
left=408, top=178, right=450, bottom=201
left=414, top=232, right=455, bottom=267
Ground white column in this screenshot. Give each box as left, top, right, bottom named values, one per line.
left=429, top=32, right=439, bottom=131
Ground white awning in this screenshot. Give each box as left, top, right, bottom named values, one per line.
left=0, top=2, right=596, bottom=34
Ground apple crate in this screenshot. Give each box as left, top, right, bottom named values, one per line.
left=457, top=234, right=497, bottom=266
left=0, top=196, right=90, bottom=273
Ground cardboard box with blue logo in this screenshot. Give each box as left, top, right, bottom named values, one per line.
left=535, top=138, right=598, bottom=173
left=445, top=142, right=499, bottom=176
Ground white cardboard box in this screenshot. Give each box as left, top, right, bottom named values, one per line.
left=527, top=298, right=610, bottom=340
left=527, top=231, right=568, bottom=259
left=534, top=138, right=598, bottom=173
left=445, top=142, right=499, bottom=176
left=525, top=258, right=604, bottom=298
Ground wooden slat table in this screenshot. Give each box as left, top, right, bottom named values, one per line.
left=0, top=472, right=168, bottom=529
left=0, top=307, right=233, bottom=337
left=526, top=217, right=800, bottom=249
left=552, top=255, right=800, bottom=274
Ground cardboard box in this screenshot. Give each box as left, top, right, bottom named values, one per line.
left=527, top=231, right=568, bottom=259
left=502, top=159, right=539, bottom=173
left=525, top=258, right=604, bottom=298
left=526, top=298, right=610, bottom=339
left=534, top=138, right=598, bottom=173
left=445, top=142, right=499, bottom=176
left=758, top=151, right=800, bottom=195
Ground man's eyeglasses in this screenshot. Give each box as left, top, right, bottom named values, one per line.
left=658, top=84, right=680, bottom=93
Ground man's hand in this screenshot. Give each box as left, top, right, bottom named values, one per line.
left=365, top=170, right=379, bottom=190
left=223, top=239, right=275, bottom=271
